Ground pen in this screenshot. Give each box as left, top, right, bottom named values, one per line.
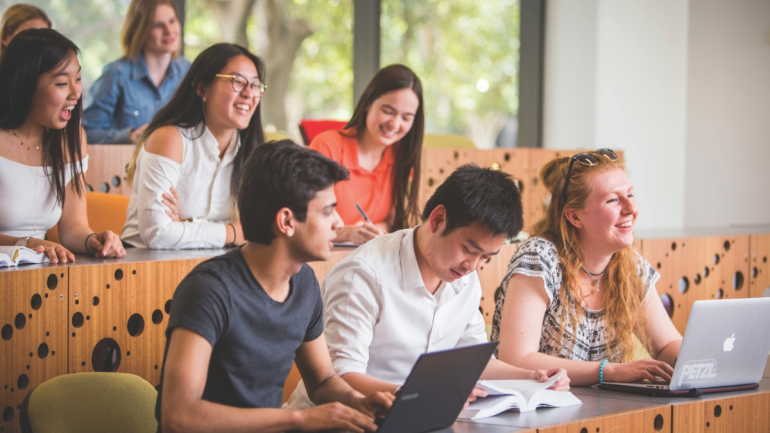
left=354, top=202, right=372, bottom=224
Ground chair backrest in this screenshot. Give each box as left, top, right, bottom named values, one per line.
left=265, top=131, right=293, bottom=142
left=283, top=363, right=302, bottom=403
left=20, top=372, right=158, bottom=433
left=422, top=133, right=476, bottom=149
left=46, top=192, right=130, bottom=243
left=298, top=119, right=347, bottom=145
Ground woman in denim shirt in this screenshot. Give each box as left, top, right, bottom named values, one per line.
left=84, top=0, right=190, bottom=144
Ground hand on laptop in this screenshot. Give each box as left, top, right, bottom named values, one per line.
left=533, top=368, right=571, bottom=391
left=604, top=359, right=674, bottom=383
left=349, top=391, right=395, bottom=420
left=294, top=401, right=382, bottom=432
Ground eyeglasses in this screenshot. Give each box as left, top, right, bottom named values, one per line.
left=215, top=74, right=267, bottom=94
left=561, top=148, right=618, bottom=205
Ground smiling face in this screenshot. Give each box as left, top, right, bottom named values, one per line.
left=423, top=206, right=507, bottom=283
left=569, top=168, right=638, bottom=255
left=27, top=53, right=81, bottom=130
left=202, top=55, right=260, bottom=132
left=143, top=4, right=180, bottom=55
left=290, top=186, right=344, bottom=262
left=363, top=87, right=419, bottom=147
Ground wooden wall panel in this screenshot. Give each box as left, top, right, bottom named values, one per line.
left=85, top=144, right=136, bottom=196
left=750, top=234, right=770, bottom=298
left=672, top=391, right=770, bottom=433
left=307, top=251, right=351, bottom=285
left=1, top=269, right=68, bottom=433
left=477, top=244, right=518, bottom=325
left=527, top=149, right=567, bottom=233
left=67, top=260, right=203, bottom=387
left=642, top=235, right=751, bottom=334
left=537, top=405, right=671, bottom=433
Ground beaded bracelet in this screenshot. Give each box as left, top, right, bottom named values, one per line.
left=599, top=359, right=609, bottom=383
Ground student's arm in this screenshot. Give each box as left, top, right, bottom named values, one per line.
left=295, top=334, right=393, bottom=422
left=497, top=273, right=673, bottom=386
left=82, top=65, right=134, bottom=144
left=643, top=284, right=682, bottom=366
left=134, top=126, right=234, bottom=249
left=161, top=327, right=321, bottom=433
left=57, top=133, right=124, bottom=258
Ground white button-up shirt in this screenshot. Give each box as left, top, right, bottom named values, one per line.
left=286, top=227, right=487, bottom=408
left=121, top=125, right=238, bottom=249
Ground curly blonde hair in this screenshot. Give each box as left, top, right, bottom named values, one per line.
left=533, top=153, right=651, bottom=362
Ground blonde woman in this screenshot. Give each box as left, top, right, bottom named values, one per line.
left=83, top=0, right=189, bottom=144
left=0, top=3, right=51, bottom=53
left=492, top=150, right=682, bottom=386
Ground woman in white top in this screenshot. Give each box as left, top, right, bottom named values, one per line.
left=0, top=29, right=124, bottom=263
left=492, top=150, right=682, bottom=386
left=122, top=43, right=266, bottom=249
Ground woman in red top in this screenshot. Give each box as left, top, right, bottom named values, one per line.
left=309, top=64, right=424, bottom=244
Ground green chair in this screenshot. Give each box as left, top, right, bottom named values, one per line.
left=422, top=133, right=476, bottom=149
left=20, top=373, right=158, bottom=433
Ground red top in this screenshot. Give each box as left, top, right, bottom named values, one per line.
left=309, top=128, right=396, bottom=226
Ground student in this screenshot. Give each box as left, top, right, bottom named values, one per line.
left=0, top=3, right=51, bottom=53
left=492, top=150, right=682, bottom=386
left=287, top=165, right=570, bottom=409
left=310, top=64, right=423, bottom=244
left=83, top=0, right=190, bottom=144
left=157, top=140, right=393, bottom=433
left=121, top=43, right=264, bottom=249
left=0, top=29, right=124, bottom=262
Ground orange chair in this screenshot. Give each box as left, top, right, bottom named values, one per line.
left=283, top=363, right=302, bottom=403
left=46, top=192, right=129, bottom=243
left=298, top=119, right=347, bottom=145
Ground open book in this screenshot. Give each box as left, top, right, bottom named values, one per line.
left=0, top=246, right=50, bottom=267
left=459, top=371, right=582, bottom=420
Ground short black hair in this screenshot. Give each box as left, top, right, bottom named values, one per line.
left=421, top=164, right=523, bottom=238
left=238, top=140, right=349, bottom=244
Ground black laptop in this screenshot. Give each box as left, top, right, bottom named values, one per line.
left=377, top=342, right=498, bottom=433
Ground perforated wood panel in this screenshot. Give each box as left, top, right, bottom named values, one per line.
left=1, top=269, right=68, bottom=433
left=672, top=391, right=770, bottom=432
left=418, top=148, right=531, bottom=221
left=85, top=144, right=136, bottom=196
left=67, top=260, right=203, bottom=387
left=527, top=149, right=567, bottom=233
left=537, top=404, right=671, bottom=433
left=642, top=236, right=751, bottom=334
left=749, top=234, right=770, bottom=298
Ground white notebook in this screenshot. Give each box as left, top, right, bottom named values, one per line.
left=459, top=372, right=582, bottom=420
left=0, top=246, right=50, bottom=267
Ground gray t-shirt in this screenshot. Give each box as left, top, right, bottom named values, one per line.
left=155, top=248, right=324, bottom=428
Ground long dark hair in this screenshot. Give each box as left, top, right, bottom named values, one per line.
left=343, top=64, right=424, bottom=231
left=127, top=43, right=266, bottom=197
left=0, top=28, right=85, bottom=206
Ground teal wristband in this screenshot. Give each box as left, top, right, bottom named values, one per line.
left=599, top=359, right=609, bottom=383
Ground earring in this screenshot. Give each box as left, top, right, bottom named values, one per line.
left=202, top=98, right=207, bottom=103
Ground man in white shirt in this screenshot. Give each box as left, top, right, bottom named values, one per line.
left=288, top=164, right=570, bottom=408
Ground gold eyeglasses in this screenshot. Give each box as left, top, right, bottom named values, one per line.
left=215, top=74, right=267, bottom=94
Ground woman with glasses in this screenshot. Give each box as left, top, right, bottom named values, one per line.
left=309, top=64, right=424, bottom=244
left=121, top=43, right=265, bottom=249
left=83, top=0, right=190, bottom=144
left=491, top=150, right=682, bottom=385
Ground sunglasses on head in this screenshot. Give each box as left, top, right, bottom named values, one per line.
left=561, top=149, right=619, bottom=205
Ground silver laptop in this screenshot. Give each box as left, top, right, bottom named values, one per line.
left=600, top=298, right=770, bottom=396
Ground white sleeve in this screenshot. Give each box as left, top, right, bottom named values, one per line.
left=135, top=152, right=227, bottom=249
left=322, top=257, right=382, bottom=377
left=457, top=278, right=491, bottom=349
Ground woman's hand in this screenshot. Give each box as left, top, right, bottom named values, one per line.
left=88, top=231, right=126, bottom=258
left=336, top=222, right=385, bottom=244
left=533, top=368, right=571, bottom=391
left=604, top=358, right=674, bottom=383
left=162, top=186, right=181, bottom=222
left=27, top=238, right=75, bottom=264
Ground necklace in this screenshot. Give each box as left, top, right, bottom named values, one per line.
left=580, top=265, right=606, bottom=292
left=11, top=129, right=40, bottom=235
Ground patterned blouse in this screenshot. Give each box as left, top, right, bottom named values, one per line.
left=490, top=237, right=659, bottom=362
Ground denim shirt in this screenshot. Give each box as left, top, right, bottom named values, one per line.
left=83, top=54, right=191, bottom=144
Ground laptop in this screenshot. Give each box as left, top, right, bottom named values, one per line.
left=377, top=342, right=498, bottom=433
left=600, top=298, right=770, bottom=396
